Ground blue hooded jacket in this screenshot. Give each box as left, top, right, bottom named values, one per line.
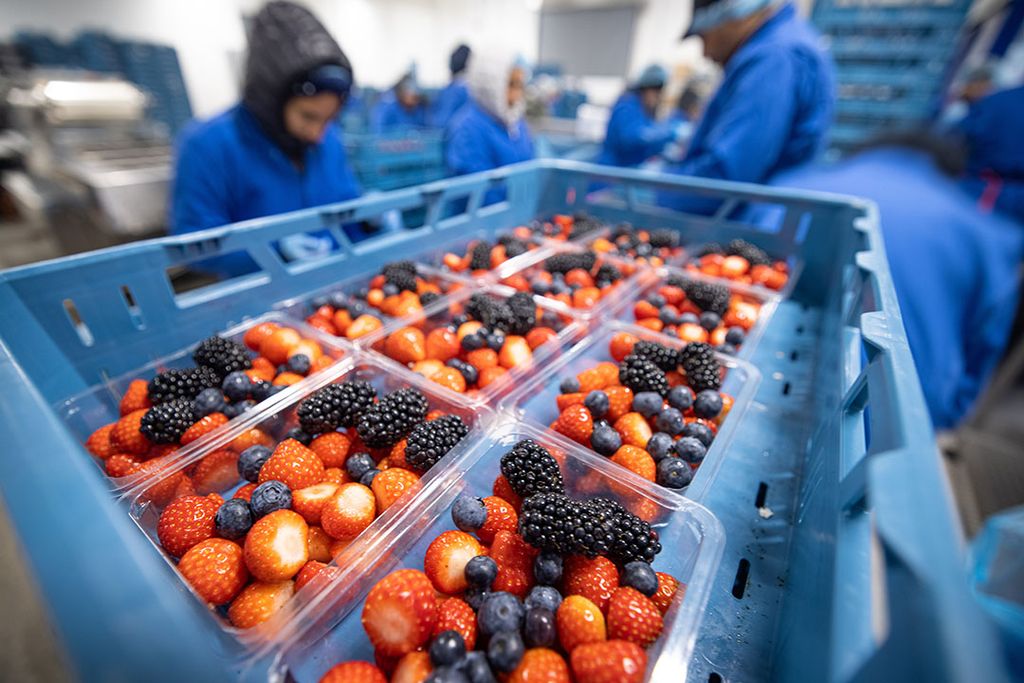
left=597, top=92, right=678, bottom=167
left=429, top=80, right=470, bottom=128
left=370, top=90, right=428, bottom=133
left=956, top=85, right=1024, bottom=224
left=445, top=99, right=534, bottom=203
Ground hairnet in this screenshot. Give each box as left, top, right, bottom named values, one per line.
left=631, top=64, right=668, bottom=90
left=683, top=0, right=780, bottom=37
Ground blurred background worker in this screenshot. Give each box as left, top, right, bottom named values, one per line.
left=955, top=84, right=1024, bottom=224
left=764, top=132, right=1024, bottom=430
left=370, top=69, right=428, bottom=133
left=660, top=0, right=835, bottom=213
left=170, top=1, right=360, bottom=273
left=597, top=64, right=681, bottom=168
left=429, top=44, right=472, bottom=128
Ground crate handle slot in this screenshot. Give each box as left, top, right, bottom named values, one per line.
left=62, top=299, right=94, bottom=347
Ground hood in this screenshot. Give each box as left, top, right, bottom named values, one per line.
left=242, top=1, right=353, bottom=159
left=467, top=48, right=526, bottom=135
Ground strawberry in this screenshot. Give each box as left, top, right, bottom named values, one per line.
left=456, top=320, right=484, bottom=341
left=85, top=424, right=117, bottom=460
left=565, top=269, right=594, bottom=288
left=563, top=555, right=620, bottom=613
left=243, top=509, right=309, bottom=582
left=307, top=525, right=333, bottom=562
left=309, top=432, right=351, bottom=469
left=258, top=439, right=326, bottom=490
left=292, top=482, right=341, bottom=525
left=609, top=333, right=638, bottom=362
left=173, top=475, right=197, bottom=501
left=430, top=367, right=467, bottom=394
left=234, top=482, right=257, bottom=502
left=111, top=409, right=151, bottom=454
left=243, top=322, right=280, bottom=351
left=650, top=572, right=682, bottom=615
left=250, top=356, right=278, bottom=382
left=477, top=366, right=507, bottom=389
left=272, top=372, right=304, bottom=386
left=573, top=287, right=601, bottom=309
left=228, top=427, right=274, bottom=453
left=508, top=648, right=571, bottom=683
left=119, top=379, right=151, bottom=416
left=136, top=462, right=190, bottom=506
left=477, top=496, right=518, bottom=544
left=424, top=530, right=485, bottom=594
left=157, top=495, right=220, bottom=557
left=499, top=336, right=532, bottom=369
left=606, top=587, right=663, bottom=647
left=632, top=300, right=660, bottom=321
left=526, top=327, right=558, bottom=350
left=604, top=386, right=634, bottom=422
left=385, top=327, right=427, bottom=364
left=371, top=467, right=421, bottom=511
left=610, top=445, right=656, bottom=482
left=346, top=314, right=383, bottom=340
left=593, top=362, right=620, bottom=387
left=259, top=327, right=302, bottom=365
left=180, top=412, right=229, bottom=445
left=576, top=366, right=611, bottom=393
left=492, top=475, right=523, bottom=512
left=465, top=348, right=499, bottom=372
left=192, top=449, right=239, bottom=495
left=491, top=530, right=538, bottom=599
left=556, top=595, right=606, bottom=652
left=554, top=404, right=593, bottom=445
left=391, top=651, right=432, bottom=683
left=323, top=467, right=350, bottom=485
left=613, top=413, right=652, bottom=449
left=329, top=538, right=351, bottom=560
left=570, top=640, right=646, bottom=683
left=178, top=538, right=248, bottom=605
left=227, top=580, right=293, bottom=628
left=433, top=597, right=477, bottom=650
left=411, top=359, right=446, bottom=380
left=294, top=559, right=336, bottom=591
left=361, top=569, right=438, bottom=657
left=312, top=355, right=337, bottom=373
left=555, top=392, right=586, bottom=412
left=425, top=328, right=460, bottom=362
left=321, top=483, right=377, bottom=540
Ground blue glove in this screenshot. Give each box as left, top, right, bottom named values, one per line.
left=278, top=233, right=333, bottom=262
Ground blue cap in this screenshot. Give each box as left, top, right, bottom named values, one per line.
left=632, top=64, right=668, bottom=90
left=292, top=64, right=353, bottom=98
left=684, top=0, right=778, bottom=37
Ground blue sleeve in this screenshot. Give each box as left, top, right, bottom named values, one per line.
left=445, top=120, right=491, bottom=177
left=170, top=131, right=232, bottom=235
left=612, top=102, right=676, bottom=160
left=369, top=101, right=391, bottom=134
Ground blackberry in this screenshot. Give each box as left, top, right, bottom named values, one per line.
left=519, top=493, right=580, bottom=555
left=382, top=261, right=418, bottom=292
left=356, top=387, right=428, bottom=448
left=420, top=291, right=442, bottom=308
left=297, top=381, right=377, bottom=433
left=506, top=292, right=537, bottom=336
left=518, top=494, right=660, bottom=562
left=590, top=497, right=662, bottom=564
left=140, top=399, right=196, bottom=444
left=726, top=239, right=771, bottom=266
left=500, top=439, right=564, bottom=498
left=679, top=279, right=730, bottom=316
left=465, top=293, right=514, bottom=332
left=631, top=340, right=680, bottom=372
left=679, top=342, right=722, bottom=392
left=594, top=264, right=622, bottom=285
left=469, top=241, right=492, bottom=270
left=192, top=336, right=252, bottom=380
left=543, top=251, right=596, bottom=275
left=147, top=367, right=220, bottom=404
left=497, top=234, right=530, bottom=258
left=696, top=243, right=724, bottom=257
left=648, top=229, right=679, bottom=249
left=404, top=415, right=470, bottom=472
left=567, top=214, right=604, bottom=240
left=619, top=355, right=670, bottom=396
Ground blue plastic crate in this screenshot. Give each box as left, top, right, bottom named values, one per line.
left=0, top=161, right=1009, bottom=681
left=344, top=130, right=445, bottom=191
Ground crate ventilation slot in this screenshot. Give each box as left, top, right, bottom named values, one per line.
left=62, top=299, right=94, bottom=347
left=732, top=558, right=751, bottom=599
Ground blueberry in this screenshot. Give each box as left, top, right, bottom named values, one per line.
left=347, top=300, right=367, bottom=316
left=345, top=452, right=376, bottom=480
left=674, top=436, right=707, bottom=463
left=679, top=312, right=700, bottom=326
left=646, top=432, right=674, bottom=461
left=693, top=390, right=724, bottom=419
left=486, top=331, right=505, bottom=351
left=662, top=327, right=678, bottom=338
left=250, top=480, right=292, bottom=517
left=699, top=311, right=721, bottom=331
left=427, top=667, right=470, bottom=683
left=633, top=391, right=663, bottom=418
left=311, top=296, right=330, bottom=309
left=284, top=427, right=313, bottom=445
left=237, top=445, right=272, bottom=483
left=525, top=586, right=562, bottom=612
left=584, top=391, right=609, bottom=419
left=657, top=457, right=693, bottom=489
left=214, top=498, right=254, bottom=540
left=359, top=468, right=380, bottom=486
left=523, top=607, right=557, bottom=648
left=478, top=592, right=524, bottom=636
left=655, top=407, right=685, bottom=436
left=659, top=308, right=681, bottom=325
left=550, top=281, right=570, bottom=296
left=222, top=402, right=244, bottom=419
left=541, top=311, right=561, bottom=328
left=487, top=630, right=524, bottom=673
left=461, top=333, right=485, bottom=351
left=590, top=424, right=622, bottom=456
left=464, top=588, right=490, bottom=612
left=636, top=243, right=653, bottom=257
left=451, top=313, right=470, bottom=327
left=193, top=388, right=225, bottom=417
left=382, top=283, right=399, bottom=297
left=268, top=384, right=288, bottom=397
left=328, top=292, right=348, bottom=309
left=725, top=326, right=745, bottom=345
left=459, top=651, right=496, bottom=683
left=464, top=555, right=498, bottom=589
left=447, top=359, right=479, bottom=386
left=287, top=354, right=311, bottom=375
left=533, top=551, right=563, bottom=585
left=621, top=561, right=659, bottom=596
left=559, top=377, right=580, bottom=394
left=717, top=343, right=738, bottom=355
left=667, top=385, right=694, bottom=412
left=452, top=495, right=487, bottom=532
left=430, top=630, right=466, bottom=667
left=681, top=421, right=714, bottom=447
left=222, top=371, right=252, bottom=402
left=531, top=280, right=550, bottom=295
left=249, top=381, right=272, bottom=402
left=647, top=294, right=666, bottom=308
left=276, top=364, right=290, bottom=376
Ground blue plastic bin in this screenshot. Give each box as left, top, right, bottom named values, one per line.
left=0, top=160, right=1008, bottom=681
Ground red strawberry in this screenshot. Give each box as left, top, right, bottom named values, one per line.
left=498, top=336, right=532, bottom=369
left=111, top=409, right=150, bottom=454
left=320, top=661, right=389, bottom=683
left=258, top=439, right=326, bottom=490
left=477, top=496, right=518, bottom=544
left=307, top=525, right=334, bottom=563
left=229, top=427, right=274, bottom=453
left=370, top=467, right=421, bottom=511
left=180, top=412, right=229, bottom=445
left=310, top=432, right=351, bottom=469
left=466, top=348, right=499, bottom=372
left=491, top=530, right=538, bottom=599
left=119, top=379, right=152, bottom=416
left=576, top=367, right=608, bottom=394
left=292, top=482, right=341, bottom=525
left=391, top=651, right=432, bottom=683
left=591, top=362, right=621, bottom=388
left=243, top=509, right=310, bottom=582
left=234, top=482, right=257, bottom=502
left=323, top=467, right=350, bottom=486
left=321, top=483, right=377, bottom=541
left=105, top=453, right=143, bottom=478
left=556, top=392, right=586, bottom=412
left=603, top=386, right=634, bottom=423
left=136, top=462, right=190, bottom=506
left=361, top=569, right=438, bottom=657
left=554, top=404, right=594, bottom=445
left=606, top=587, right=664, bottom=647
left=651, top=572, right=682, bottom=615
left=570, top=640, right=646, bottom=683
left=525, top=327, right=558, bottom=350
left=424, top=530, right=484, bottom=594
left=157, top=495, right=219, bottom=557
left=508, top=648, right=571, bottom=683
left=192, top=449, right=239, bottom=495
left=385, top=327, right=427, bottom=365
left=492, top=475, right=523, bottom=512
left=178, top=538, right=248, bottom=605
left=294, top=559, right=336, bottom=591
left=609, top=333, right=638, bottom=363
left=556, top=595, right=606, bottom=653
left=563, top=555, right=620, bottom=613
left=433, top=597, right=477, bottom=650
left=228, top=580, right=294, bottom=628
left=85, top=424, right=117, bottom=459
left=633, top=300, right=660, bottom=321
left=613, top=413, right=653, bottom=449
left=610, top=445, right=656, bottom=482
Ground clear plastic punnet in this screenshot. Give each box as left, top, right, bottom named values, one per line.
left=398, top=224, right=557, bottom=282
left=55, top=312, right=353, bottom=492
left=672, top=238, right=803, bottom=299
left=268, top=417, right=726, bottom=683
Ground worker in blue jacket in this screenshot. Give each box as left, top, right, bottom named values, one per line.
left=171, top=1, right=363, bottom=276
left=445, top=49, right=534, bottom=204
left=370, top=71, right=428, bottom=132
left=763, top=133, right=1024, bottom=430
left=955, top=84, right=1024, bottom=224
left=597, top=64, right=681, bottom=168
left=660, top=0, right=835, bottom=213
left=429, top=44, right=471, bottom=128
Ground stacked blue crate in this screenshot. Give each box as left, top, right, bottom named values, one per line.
left=344, top=129, right=446, bottom=192
left=117, top=40, right=193, bottom=136
left=72, top=31, right=123, bottom=74
left=13, top=31, right=74, bottom=68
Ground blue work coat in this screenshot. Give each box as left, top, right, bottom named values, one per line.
left=956, top=85, right=1024, bottom=224
left=370, top=92, right=428, bottom=133
left=429, top=80, right=470, bottom=128
left=597, top=92, right=677, bottom=167
left=445, top=100, right=534, bottom=204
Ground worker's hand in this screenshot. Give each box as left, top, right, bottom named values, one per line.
left=279, top=233, right=333, bottom=262
left=673, top=121, right=693, bottom=143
